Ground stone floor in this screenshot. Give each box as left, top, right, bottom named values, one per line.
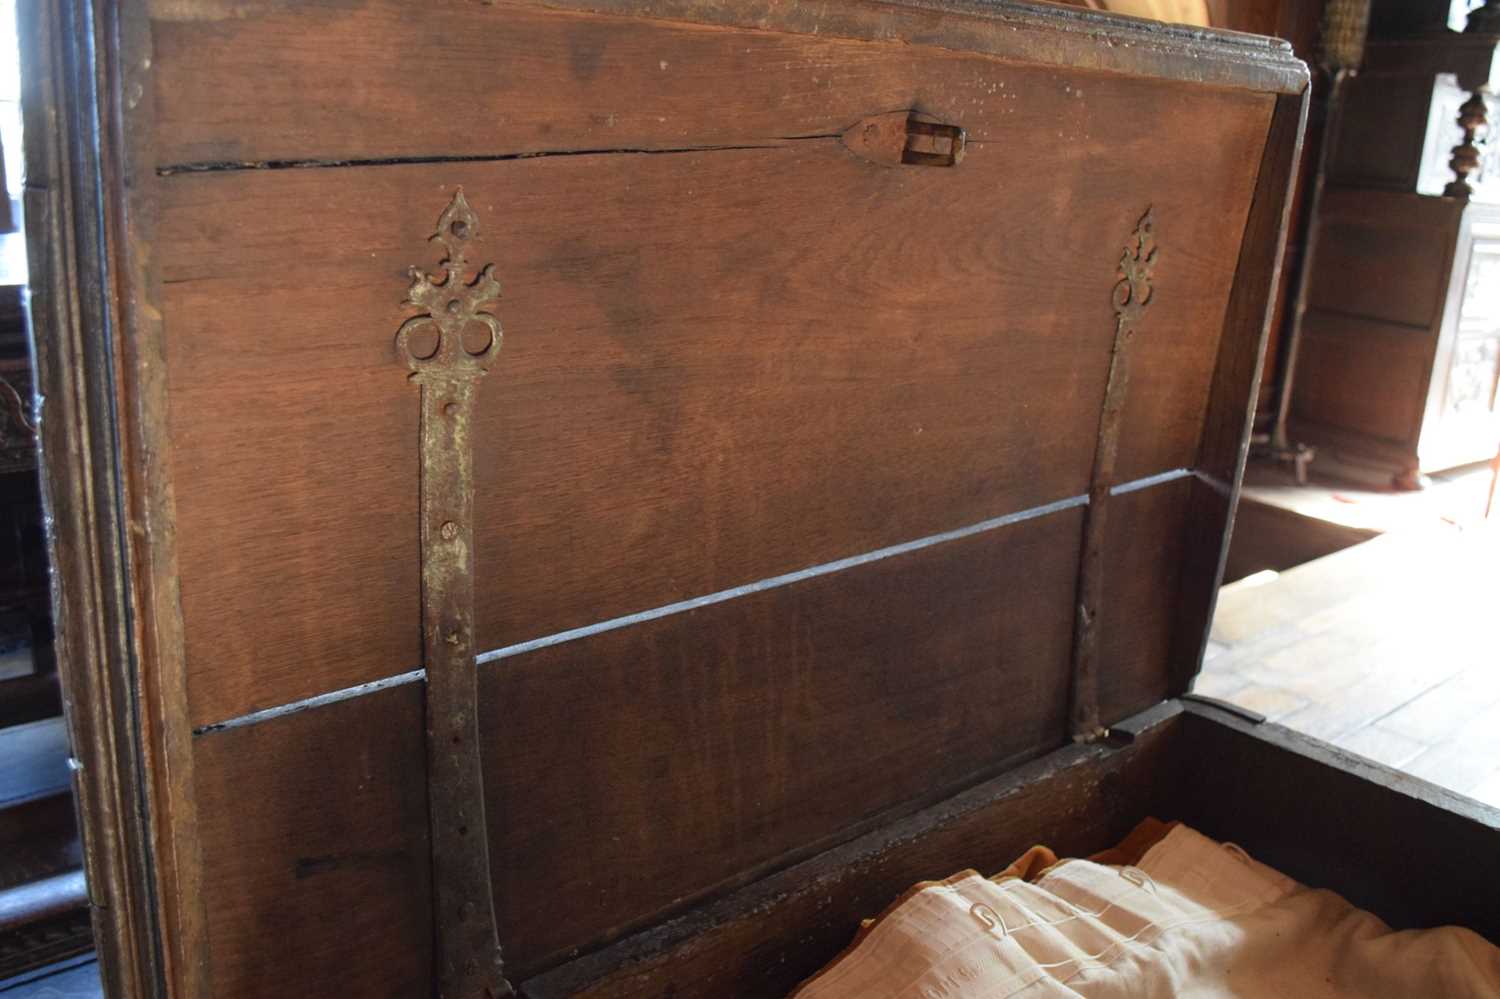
left=1199, top=515, right=1500, bottom=811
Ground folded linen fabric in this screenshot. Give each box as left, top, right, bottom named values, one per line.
left=790, top=823, right=1500, bottom=998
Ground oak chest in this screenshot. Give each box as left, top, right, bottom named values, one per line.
left=21, top=1, right=1500, bottom=997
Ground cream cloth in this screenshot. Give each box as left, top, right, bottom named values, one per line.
left=791, top=825, right=1500, bottom=997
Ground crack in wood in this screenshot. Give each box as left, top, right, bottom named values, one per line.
left=155, top=136, right=841, bottom=177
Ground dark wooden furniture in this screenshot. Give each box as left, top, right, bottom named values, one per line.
left=0, top=278, right=85, bottom=979
left=0, top=285, right=55, bottom=731
left=1289, top=25, right=1500, bottom=487
left=20, top=2, right=1500, bottom=998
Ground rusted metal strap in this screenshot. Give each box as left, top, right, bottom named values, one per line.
left=1070, top=208, right=1157, bottom=743
left=398, top=190, right=512, bottom=999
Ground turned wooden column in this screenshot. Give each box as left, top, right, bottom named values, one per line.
left=1450, top=0, right=1500, bottom=201
left=1445, top=88, right=1490, bottom=199
left=1466, top=0, right=1500, bottom=35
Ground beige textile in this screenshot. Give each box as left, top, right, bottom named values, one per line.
left=1093, top=1, right=1211, bottom=28
left=790, top=825, right=1500, bottom=998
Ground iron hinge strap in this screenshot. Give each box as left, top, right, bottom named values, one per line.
left=399, top=189, right=513, bottom=999
left=1070, top=208, right=1157, bottom=743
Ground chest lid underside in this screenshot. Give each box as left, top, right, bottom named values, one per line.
left=112, top=0, right=1311, bottom=994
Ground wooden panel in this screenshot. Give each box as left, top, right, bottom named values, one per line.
left=1306, top=196, right=1460, bottom=329
left=1096, top=476, right=1192, bottom=726
left=162, top=74, right=1271, bottom=727
left=193, top=685, right=431, bottom=999
left=483, top=508, right=1082, bottom=974
left=1328, top=74, right=1434, bottom=191
left=189, top=509, right=1084, bottom=995
left=1113, top=249, right=1246, bottom=486
left=1173, top=703, right=1500, bottom=943
left=523, top=704, right=1185, bottom=999
left=1293, top=313, right=1434, bottom=445
left=146, top=0, right=1300, bottom=169
left=1367, top=3, right=1452, bottom=39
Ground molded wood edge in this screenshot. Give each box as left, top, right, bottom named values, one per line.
left=520, top=0, right=1310, bottom=95
left=20, top=0, right=210, bottom=994
left=1179, top=699, right=1500, bottom=829
left=1175, top=701, right=1500, bottom=942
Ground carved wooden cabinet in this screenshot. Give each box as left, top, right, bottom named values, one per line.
left=21, top=2, right=1500, bottom=998
left=1290, top=31, right=1500, bottom=485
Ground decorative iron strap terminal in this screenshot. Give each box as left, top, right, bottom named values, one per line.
left=397, top=189, right=512, bottom=999
left=1070, top=208, right=1157, bottom=742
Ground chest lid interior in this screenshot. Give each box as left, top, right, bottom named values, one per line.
left=80, top=0, right=1309, bottom=994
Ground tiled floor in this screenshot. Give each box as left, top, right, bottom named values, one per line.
left=1199, top=519, right=1500, bottom=810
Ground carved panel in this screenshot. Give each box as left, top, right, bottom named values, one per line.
left=1459, top=241, right=1500, bottom=329
left=0, top=374, right=36, bottom=475
left=1447, top=339, right=1500, bottom=416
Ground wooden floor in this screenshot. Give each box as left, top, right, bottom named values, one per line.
left=1200, top=520, right=1500, bottom=810
left=0, top=957, right=99, bottom=998
left=1239, top=459, right=1496, bottom=533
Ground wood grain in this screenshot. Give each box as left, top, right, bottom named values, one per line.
left=20, top=0, right=209, bottom=993
left=526, top=699, right=1500, bottom=999
left=1197, top=91, right=1308, bottom=485
left=1172, top=90, right=1305, bottom=695
left=193, top=684, right=432, bottom=999
left=1330, top=73, right=1437, bottom=191
left=1175, top=702, right=1500, bottom=944
left=1293, top=312, right=1434, bottom=445
left=483, top=506, right=1082, bottom=973
left=1286, top=188, right=1472, bottom=482
left=521, top=705, right=1185, bottom=999
left=1305, top=191, right=1460, bottom=330
left=187, top=470, right=1228, bottom=996
left=1096, top=476, right=1192, bottom=727
left=40, top=2, right=1322, bottom=998
left=190, top=508, right=1086, bottom=995
left=146, top=0, right=1299, bottom=168
left=162, top=81, right=1270, bottom=726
